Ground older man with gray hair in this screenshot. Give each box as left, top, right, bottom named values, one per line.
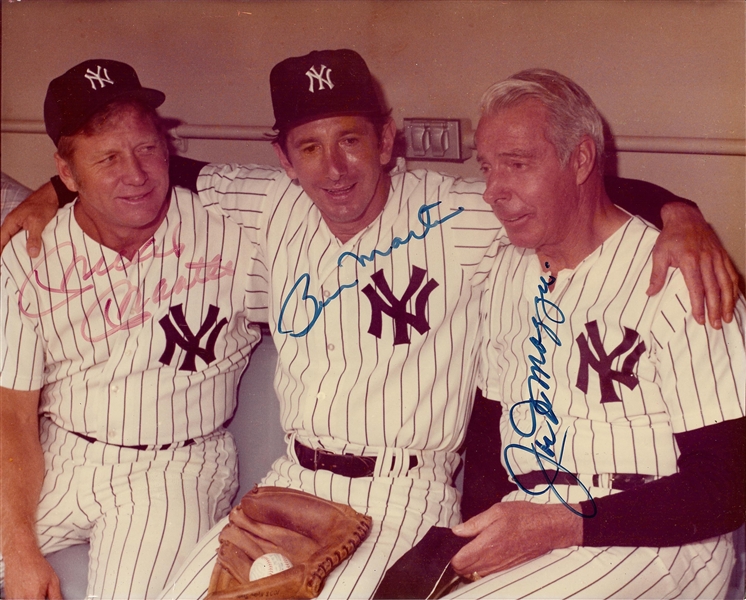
left=435, top=69, right=745, bottom=599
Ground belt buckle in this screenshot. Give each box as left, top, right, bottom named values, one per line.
left=313, top=447, right=335, bottom=471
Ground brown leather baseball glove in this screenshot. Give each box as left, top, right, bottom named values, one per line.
left=207, top=486, right=373, bottom=599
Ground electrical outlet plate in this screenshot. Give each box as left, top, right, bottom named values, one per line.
left=403, top=118, right=471, bottom=162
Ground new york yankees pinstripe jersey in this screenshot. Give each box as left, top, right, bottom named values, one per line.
left=196, top=160, right=505, bottom=458
left=1, top=186, right=268, bottom=446
left=478, top=215, right=746, bottom=482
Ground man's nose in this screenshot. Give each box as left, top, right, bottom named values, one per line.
left=121, top=153, right=148, bottom=185
left=482, top=172, right=507, bottom=206
left=325, top=146, right=347, bottom=181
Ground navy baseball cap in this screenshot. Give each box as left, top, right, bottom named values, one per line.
left=270, top=49, right=383, bottom=131
left=44, top=59, right=165, bottom=146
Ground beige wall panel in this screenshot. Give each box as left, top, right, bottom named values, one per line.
left=3, top=0, right=744, bottom=276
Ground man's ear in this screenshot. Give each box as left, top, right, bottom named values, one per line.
left=573, top=136, right=596, bottom=186
left=272, top=143, right=297, bottom=180
left=379, top=118, right=397, bottom=166
left=54, top=153, right=80, bottom=193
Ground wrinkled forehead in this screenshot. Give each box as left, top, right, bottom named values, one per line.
left=476, top=101, right=554, bottom=152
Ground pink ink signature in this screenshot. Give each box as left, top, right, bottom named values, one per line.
left=19, top=228, right=235, bottom=342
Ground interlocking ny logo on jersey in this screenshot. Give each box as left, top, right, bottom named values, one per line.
left=306, top=65, right=334, bottom=92
left=575, top=320, right=646, bottom=403
left=84, top=66, right=114, bottom=90
left=159, top=304, right=227, bottom=372
left=362, top=266, right=439, bottom=345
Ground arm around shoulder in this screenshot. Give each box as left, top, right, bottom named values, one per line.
left=0, top=181, right=60, bottom=258
left=605, top=175, right=739, bottom=329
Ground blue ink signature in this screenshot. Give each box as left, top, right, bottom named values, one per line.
left=504, top=267, right=596, bottom=517
left=277, top=202, right=464, bottom=337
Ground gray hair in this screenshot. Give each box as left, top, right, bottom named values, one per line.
left=479, top=69, right=605, bottom=170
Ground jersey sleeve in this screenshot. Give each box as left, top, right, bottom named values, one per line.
left=195, top=163, right=286, bottom=243
left=1, top=248, right=45, bottom=391
left=442, top=176, right=509, bottom=285
left=461, top=388, right=516, bottom=521
left=651, top=273, right=746, bottom=432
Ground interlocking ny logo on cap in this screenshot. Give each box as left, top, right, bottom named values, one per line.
left=306, top=65, right=334, bottom=93
left=84, top=66, right=114, bottom=90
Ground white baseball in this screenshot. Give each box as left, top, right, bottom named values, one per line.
left=249, top=553, right=294, bottom=581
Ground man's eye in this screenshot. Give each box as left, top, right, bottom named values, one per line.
left=99, top=155, right=116, bottom=164
left=479, top=164, right=490, bottom=175
left=512, top=162, right=526, bottom=170
left=300, top=145, right=318, bottom=155
left=341, top=137, right=359, bottom=147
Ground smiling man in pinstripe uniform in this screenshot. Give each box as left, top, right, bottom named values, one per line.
left=0, top=60, right=267, bottom=599
left=444, top=69, right=745, bottom=599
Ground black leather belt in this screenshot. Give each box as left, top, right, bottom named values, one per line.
left=514, top=471, right=656, bottom=492
left=294, top=440, right=418, bottom=478
left=71, top=431, right=195, bottom=452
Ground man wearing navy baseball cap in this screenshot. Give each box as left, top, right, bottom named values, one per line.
left=266, top=49, right=398, bottom=244
left=0, top=59, right=267, bottom=599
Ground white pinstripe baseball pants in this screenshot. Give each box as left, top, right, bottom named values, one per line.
left=159, top=445, right=462, bottom=600
left=1, top=418, right=239, bottom=600
left=443, top=486, right=737, bottom=600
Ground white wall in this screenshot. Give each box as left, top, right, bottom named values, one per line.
left=2, top=0, right=744, bottom=278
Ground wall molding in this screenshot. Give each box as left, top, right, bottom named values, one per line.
left=3, top=120, right=744, bottom=156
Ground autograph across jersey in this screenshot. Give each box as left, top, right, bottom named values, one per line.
left=1, top=186, right=268, bottom=446
left=197, top=160, right=505, bottom=458
left=478, top=215, right=746, bottom=488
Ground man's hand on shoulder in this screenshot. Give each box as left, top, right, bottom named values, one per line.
left=649, top=202, right=739, bottom=329
left=0, top=181, right=60, bottom=258
left=450, top=501, right=582, bottom=579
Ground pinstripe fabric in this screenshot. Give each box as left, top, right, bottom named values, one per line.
left=31, top=419, right=239, bottom=599
left=454, top=215, right=746, bottom=599
left=478, top=216, right=745, bottom=479
left=0, top=187, right=266, bottom=598
left=159, top=162, right=505, bottom=599
left=197, top=161, right=502, bottom=457
left=1, top=187, right=267, bottom=446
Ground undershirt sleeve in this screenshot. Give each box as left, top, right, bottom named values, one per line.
left=581, top=417, right=746, bottom=547
left=603, top=175, right=697, bottom=229
left=168, top=155, right=208, bottom=192
left=463, top=393, right=745, bottom=546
